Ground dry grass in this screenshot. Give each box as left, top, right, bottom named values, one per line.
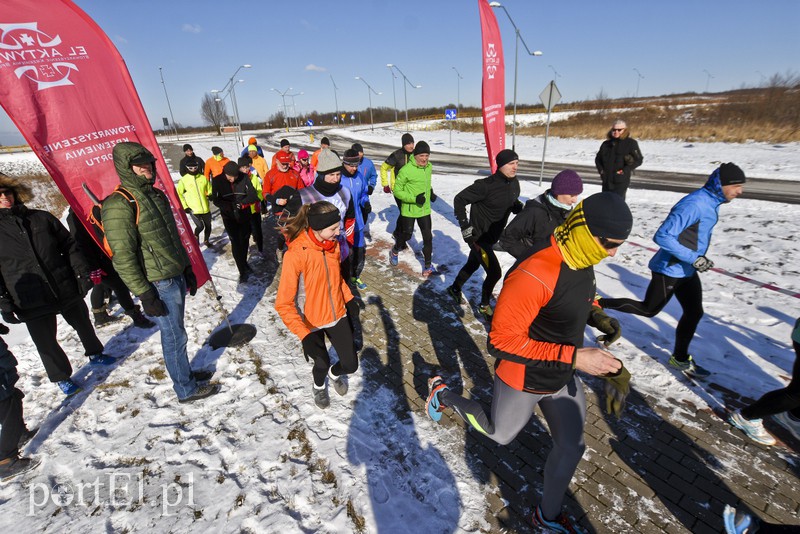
left=446, top=83, right=800, bottom=143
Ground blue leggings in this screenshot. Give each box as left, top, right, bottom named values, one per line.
left=441, top=374, right=587, bottom=519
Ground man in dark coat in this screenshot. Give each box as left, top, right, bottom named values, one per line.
left=595, top=119, right=643, bottom=200
left=499, top=169, right=584, bottom=259
left=0, top=173, right=111, bottom=396
left=178, top=144, right=205, bottom=176
left=447, top=149, right=522, bottom=319
left=212, top=161, right=259, bottom=283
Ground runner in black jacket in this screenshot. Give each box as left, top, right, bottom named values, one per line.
left=448, top=149, right=522, bottom=318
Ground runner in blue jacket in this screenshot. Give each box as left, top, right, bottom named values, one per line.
left=599, top=163, right=746, bottom=378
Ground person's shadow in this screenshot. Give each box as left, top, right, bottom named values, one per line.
left=346, top=298, right=460, bottom=532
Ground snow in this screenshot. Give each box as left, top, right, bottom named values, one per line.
left=0, top=125, right=799, bottom=531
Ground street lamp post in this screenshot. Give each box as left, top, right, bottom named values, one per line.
left=330, top=75, right=340, bottom=125
left=386, top=65, right=398, bottom=123
left=220, top=64, right=250, bottom=146
left=489, top=2, right=542, bottom=152
left=288, top=92, right=304, bottom=129
left=271, top=87, right=292, bottom=131
left=451, top=66, right=463, bottom=111
left=355, top=76, right=382, bottom=131
left=387, top=64, right=421, bottom=130
left=633, top=68, right=644, bottom=98
left=703, top=69, right=714, bottom=93
left=548, top=64, right=561, bottom=80
left=158, top=66, right=179, bottom=140
left=229, top=79, right=245, bottom=140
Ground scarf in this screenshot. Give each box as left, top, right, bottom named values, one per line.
left=553, top=201, right=608, bottom=270
left=307, top=228, right=337, bottom=253
left=546, top=192, right=574, bottom=211
left=312, top=174, right=341, bottom=197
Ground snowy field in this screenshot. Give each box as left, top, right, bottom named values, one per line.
left=0, top=125, right=798, bottom=532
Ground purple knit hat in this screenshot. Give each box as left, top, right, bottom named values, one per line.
left=551, top=169, right=584, bottom=196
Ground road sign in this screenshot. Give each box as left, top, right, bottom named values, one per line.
left=539, top=81, right=562, bottom=112
left=162, top=117, right=169, bottom=127
left=341, top=114, right=345, bottom=119
left=306, top=119, right=314, bottom=126
left=350, top=114, right=355, bottom=120
left=445, top=108, right=458, bottom=120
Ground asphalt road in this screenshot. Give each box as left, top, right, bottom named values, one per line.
left=262, top=130, right=800, bottom=204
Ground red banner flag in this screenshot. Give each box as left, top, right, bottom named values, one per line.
left=0, top=0, right=209, bottom=287
left=478, top=0, right=506, bottom=173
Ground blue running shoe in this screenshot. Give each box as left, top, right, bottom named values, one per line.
left=351, top=277, right=368, bottom=290
left=426, top=376, right=449, bottom=422
left=723, top=505, right=758, bottom=534
left=57, top=379, right=82, bottom=397
left=422, top=265, right=439, bottom=277
left=389, top=249, right=399, bottom=266
left=89, top=353, right=117, bottom=366
left=531, top=505, right=587, bottom=534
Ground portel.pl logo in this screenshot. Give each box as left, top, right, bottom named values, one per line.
left=0, top=22, right=89, bottom=90
left=485, top=42, right=500, bottom=79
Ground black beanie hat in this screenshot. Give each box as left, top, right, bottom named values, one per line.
left=238, top=156, right=252, bottom=167
left=280, top=139, right=290, bottom=147
left=581, top=192, right=633, bottom=240
left=182, top=144, right=193, bottom=152
left=211, top=146, right=223, bottom=155
left=401, top=133, right=414, bottom=146
left=413, top=141, right=430, bottom=155
left=321, top=137, right=330, bottom=146
left=495, top=149, right=519, bottom=169
left=351, top=143, right=364, bottom=153
left=718, top=163, right=746, bottom=186
left=223, top=161, right=240, bottom=177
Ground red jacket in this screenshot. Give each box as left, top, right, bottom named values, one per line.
left=263, top=167, right=304, bottom=198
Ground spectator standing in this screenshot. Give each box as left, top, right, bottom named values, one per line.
left=594, top=119, right=643, bottom=200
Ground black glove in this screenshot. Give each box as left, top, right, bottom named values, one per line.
left=0, top=298, right=14, bottom=314
left=183, top=266, right=197, bottom=296
left=511, top=200, right=523, bottom=214
left=693, top=256, right=714, bottom=273
left=345, top=299, right=363, bottom=352
left=461, top=225, right=475, bottom=245
left=140, top=288, right=167, bottom=317
left=235, top=203, right=243, bottom=210
left=603, top=360, right=631, bottom=417
left=77, top=274, right=94, bottom=295
left=367, top=185, right=374, bottom=195
left=184, top=208, right=193, bottom=214
left=0, top=323, right=9, bottom=335
left=301, top=334, right=316, bottom=363
left=588, top=305, right=622, bottom=347
left=430, top=191, right=438, bottom=202
left=363, top=201, right=372, bottom=215
left=415, top=193, right=426, bottom=206
left=1, top=311, right=21, bottom=324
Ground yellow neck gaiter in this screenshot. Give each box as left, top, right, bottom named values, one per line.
left=214, top=154, right=223, bottom=161
left=554, top=201, right=608, bottom=270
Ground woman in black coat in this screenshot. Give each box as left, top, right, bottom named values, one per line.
left=211, top=162, right=259, bottom=282
left=595, top=119, right=643, bottom=200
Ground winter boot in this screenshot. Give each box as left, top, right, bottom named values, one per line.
left=93, top=306, right=121, bottom=327
left=126, top=306, right=155, bottom=329
left=0, top=455, right=40, bottom=482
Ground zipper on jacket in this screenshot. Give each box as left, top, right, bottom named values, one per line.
left=321, top=249, right=339, bottom=320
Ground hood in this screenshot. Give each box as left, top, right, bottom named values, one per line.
left=0, top=173, right=33, bottom=205
left=702, top=168, right=728, bottom=204
left=113, top=142, right=157, bottom=188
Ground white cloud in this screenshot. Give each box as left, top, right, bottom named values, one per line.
left=182, top=23, right=202, bottom=34
left=113, top=35, right=128, bottom=44
left=305, top=64, right=327, bottom=72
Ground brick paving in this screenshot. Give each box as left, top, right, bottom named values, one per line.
left=349, top=238, right=800, bottom=533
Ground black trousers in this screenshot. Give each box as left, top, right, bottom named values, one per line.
left=600, top=272, right=703, bottom=360
left=351, top=246, right=365, bottom=280
left=250, top=211, right=263, bottom=253
left=601, top=175, right=630, bottom=201
left=24, top=299, right=103, bottom=382
left=743, top=341, right=800, bottom=420
left=393, top=214, right=432, bottom=266
left=452, top=240, right=502, bottom=306
left=0, top=388, right=24, bottom=460
left=190, top=212, right=212, bottom=243
left=89, top=270, right=135, bottom=312
left=302, top=318, right=359, bottom=387
left=222, top=216, right=252, bottom=276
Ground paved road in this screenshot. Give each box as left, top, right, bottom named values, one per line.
left=262, top=130, right=800, bottom=204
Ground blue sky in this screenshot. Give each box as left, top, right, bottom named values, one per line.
left=1, top=0, right=798, bottom=144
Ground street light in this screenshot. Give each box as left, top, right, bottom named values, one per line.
left=703, top=69, right=714, bottom=93
left=271, top=87, right=292, bottom=131
left=548, top=64, right=561, bottom=80
left=158, top=66, right=178, bottom=139
left=387, top=64, right=421, bottom=130
left=355, top=76, right=382, bottom=131
left=212, top=80, right=245, bottom=138
left=288, top=92, right=304, bottom=129
left=386, top=65, right=398, bottom=123
left=451, top=66, right=463, bottom=111
left=489, top=2, right=542, bottom=152
left=216, top=64, right=251, bottom=146
left=633, top=68, right=644, bottom=98
left=330, top=75, right=340, bottom=125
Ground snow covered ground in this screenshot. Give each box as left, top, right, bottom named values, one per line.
left=0, top=126, right=798, bottom=532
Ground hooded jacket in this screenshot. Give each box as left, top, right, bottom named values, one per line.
left=453, top=170, right=520, bottom=245
left=648, top=169, right=728, bottom=278
left=176, top=172, right=212, bottom=214
left=499, top=191, right=571, bottom=259
left=102, top=142, right=191, bottom=296
left=275, top=229, right=354, bottom=340
left=393, top=159, right=433, bottom=218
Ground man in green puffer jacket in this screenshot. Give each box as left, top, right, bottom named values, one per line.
left=102, top=142, right=219, bottom=403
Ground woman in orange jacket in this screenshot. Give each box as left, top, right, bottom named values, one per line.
left=275, top=201, right=360, bottom=409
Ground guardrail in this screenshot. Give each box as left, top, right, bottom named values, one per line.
left=0, top=145, right=32, bottom=154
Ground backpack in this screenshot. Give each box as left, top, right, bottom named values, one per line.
left=85, top=186, right=140, bottom=258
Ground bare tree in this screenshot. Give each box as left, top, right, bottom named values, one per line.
left=200, top=93, right=227, bottom=133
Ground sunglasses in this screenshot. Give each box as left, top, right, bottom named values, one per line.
left=0, top=190, right=13, bottom=197
left=612, top=128, right=625, bottom=132
left=599, top=237, right=624, bottom=250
